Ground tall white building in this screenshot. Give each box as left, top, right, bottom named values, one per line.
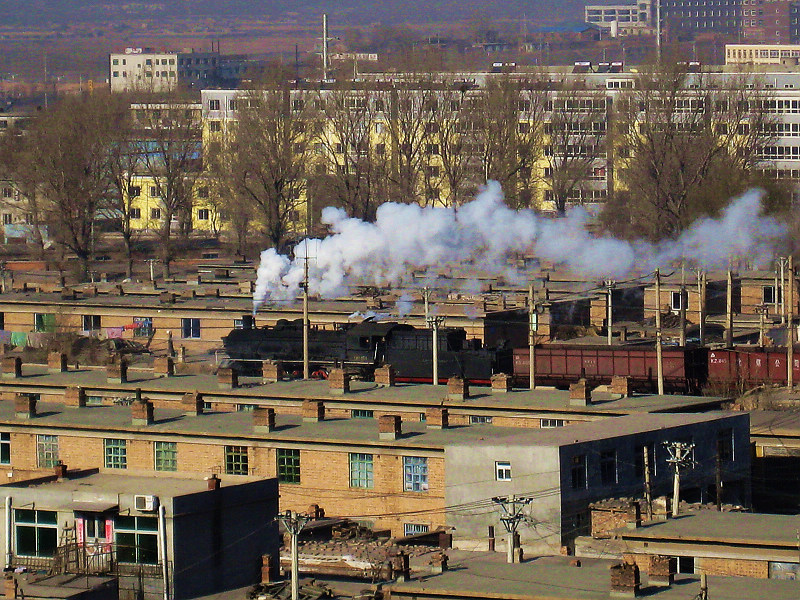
left=109, top=48, right=178, bottom=93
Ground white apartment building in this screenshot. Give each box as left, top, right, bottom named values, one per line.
left=726, top=43, right=800, bottom=65
left=585, top=1, right=655, bottom=36
left=109, top=48, right=178, bottom=93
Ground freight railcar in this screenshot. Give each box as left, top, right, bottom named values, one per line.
left=707, top=348, right=800, bottom=388
left=512, top=345, right=708, bottom=394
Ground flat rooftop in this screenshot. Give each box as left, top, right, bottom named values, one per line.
left=1, top=364, right=728, bottom=417
left=0, top=400, right=741, bottom=451
left=618, top=512, right=800, bottom=548
left=749, top=409, right=800, bottom=437
left=387, top=552, right=800, bottom=600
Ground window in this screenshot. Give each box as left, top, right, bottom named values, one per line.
left=277, top=448, right=300, bottom=483
left=82, top=315, right=101, bottom=332
left=129, top=185, right=141, bottom=197
left=154, top=441, right=177, bottom=472
left=403, top=456, right=428, bottom=492
left=351, top=409, right=374, bottom=419
left=129, top=208, right=141, bottom=219
left=36, top=435, right=59, bottom=468
left=181, top=318, right=200, bottom=339
left=470, top=415, right=493, bottom=425
left=133, top=317, right=153, bottom=338
left=404, top=523, right=429, bottom=536
left=570, top=455, right=587, bottom=490
left=634, top=443, right=656, bottom=478
left=541, top=418, right=564, bottom=428
left=209, top=99, right=220, bottom=110
left=150, top=208, right=161, bottom=220
left=600, top=450, right=617, bottom=486
left=197, top=209, right=210, bottom=220
left=115, top=516, right=158, bottom=564
left=34, top=313, right=55, bottom=333
left=495, top=461, right=512, bottom=481
left=149, top=186, right=159, bottom=197
left=104, top=438, right=127, bottom=469
left=763, top=285, right=781, bottom=304
left=225, top=445, right=248, bottom=475
left=209, top=120, right=221, bottom=132
left=717, top=428, right=734, bottom=461
left=349, top=453, right=374, bottom=488
left=86, top=395, right=104, bottom=406
left=0, top=433, right=9, bottom=464
left=2, top=187, right=13, bottom=198
left=671, top=291, right=686, bottom=311
left=15, top=509, right=57, bottom=557
left=2, top=214, right=11, bottom=225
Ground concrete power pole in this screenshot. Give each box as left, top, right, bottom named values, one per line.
left=664, top=441, right=695, bottom=518
left=788, top=255, right=795, bottom=389
left=427, top=315, right=444, bottom=385
left=278, top=510, right=310, bottom=600
left=301, top=248, right=310, bottom=380
left=605, top=280, right=615, bottom=346
left=655, top=270, right=665, bottom=395
left=529, top=283, right=537, bottom=390
left=492, top=495, right=532, bottom=564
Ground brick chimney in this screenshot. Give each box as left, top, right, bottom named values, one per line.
left=14, top=394, right=36, bottom=419
left=610, top=376, right=631, bottom=398
left=426, top=407, right=449, bottom=429
left=4, top=574, right=17, bottom=600
left=1, top=357, right=21, bottom=379
left=106, top=360, right=128, bottom=384
left=302, top=400, right=325, bottom=422
left=217, top=367, right=238, bottom=390
left=54, top=461, right=67, bottom=480
left=47, top=352, right=68, bottom=374
left=328, top=369, right=350, bottom=395
left=447, top=377, right=469, bottom=401
left=491, top=373, right=512, bottom=393
left=569, top=379, right=591, bottom=406
left=262, top=360, right=283, bottom=384
left=378, top=415, right=402, bottom=440
left=253, top=407, right=276, bottom=433
left=648, top=555, right=676, bottom=587
left=375, top=365, right=396, bottom=387
left=625, top=501, right=642, bottom=529
left=610, top=562, right=640, bottom=597
left=131, top=398, right=154, bottom=426
left=64, top=386, right=87, bottom=408
left=154, top=356, right=175, bottom=377
left=181, top=392, right=204, bottom=416
left=206, top=474, right=221, bottom=491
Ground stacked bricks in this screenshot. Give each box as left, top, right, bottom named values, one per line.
left=181, top=392, right=204, bottom=416
left=262, top=361, right=283, bottom=384
left=107, top=361, right=128, bottom=384
left=378, top=415, right=402, bottom=440
left=154, top=357, right=175, bottom=377
left=253, top=407, right=276, bottom=433
left=217, top=368, right=238, bottom=389
left=610, top=561, right=640, bottom=597
left=64, top=386, right=87, bottom=408
left=569, top=379, right=591, bottom=406
left=328, top=369, right=350, bottom=395
left=491, top=373, right=513, bottom=393
left=1, top=357, right=21, bottom=379
left=302, top=400, right=325, bottom=422
left=375, top=365, right=396, bottom=387
left=131, top=398, right=154, bottom=426
left=610, top=376, right=631, bottom=398
left=426, top=407, right=449, bottom=429
left=447, top=377, right=469, bottom=401
left=47, top=352, right=68, bottom=373
left=14, top=394, right=36, bottom=419
left=648, top=555, right=676, bottom=587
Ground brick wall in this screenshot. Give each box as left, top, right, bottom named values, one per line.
left=697, top=557, right=769, bottom=579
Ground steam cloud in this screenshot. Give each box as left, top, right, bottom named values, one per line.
left=253, top=181, right=786, bottom=312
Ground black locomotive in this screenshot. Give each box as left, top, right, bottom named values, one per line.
left=222, top=317, right=512, bottom=384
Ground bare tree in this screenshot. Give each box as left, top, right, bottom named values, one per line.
left=607, top=64, right=782, bottom=239
left=133, top=93, right=203, bottom=277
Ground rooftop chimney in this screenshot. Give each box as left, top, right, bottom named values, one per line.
left=648, top=555, right=676, bottom=588
left=47, top=352, right=68, bottom=374
left=262, top=360, right=283, bottom=384
left=426, top=407, right=449, bottom=429
left=1, top=357, right=21, bottom=379
left=375, top=365, right=396, bottom=387
left=64, top=386, right=87, bottom=408
left=378, top=414, right=402, bottom=440
left=14, top=394, right=36, bottom=419
left=610, top=376, right=631, bottom=398
left=217, top=367, right=238, bottom=390
left=106, top=360, right=128, bottom=384
left=253, top=407, right=276, bottom=433
left=569, top=379, right=592, bottom=406
left=131, top=398, right=154, bottom=426
left=54, top=461, right=67, bottom=480
left=610, top=562, right=640, bottom=597
left=181, top=392, right=204, bottom=416
left=491, top=373, right=513, bottom=393
left=302, top=400, right=324, bottom=422
left=447, top=377, right=469, bottom=401
left=328, top=369, right=350, bottom=395
left=154, top=356, right=175, bottom=377
left=206, top=474, right=221, bottom=491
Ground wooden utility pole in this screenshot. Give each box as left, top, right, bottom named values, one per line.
left=788, top=255, right=794, bottom=389
left=529, top=283, right=536, bottom=390
left=606, top=280, right=615, bottom=346
left=302, top=252, right=310, bottom=380
left=696, top=269, right=706, bottom=346
left=726, top=270, right=734, bottom=347
left=655, top=270, right=664, bottom=395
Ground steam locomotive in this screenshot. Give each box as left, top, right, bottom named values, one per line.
left=222, top=317, right=512, bottom=383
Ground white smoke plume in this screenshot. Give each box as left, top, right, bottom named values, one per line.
left=253, top=182, right=786, bottom=312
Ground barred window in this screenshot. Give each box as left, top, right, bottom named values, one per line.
left=225, top=445, right=248, bottom=475
left=349, top=453, right=374, bottom=489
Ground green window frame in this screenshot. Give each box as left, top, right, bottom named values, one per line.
left=277, top=448, right=300, bottom=484
left=104, top=438, right=127, bottom=469
left=36, top=434, right=59, bottom=468
left=154, top=441, right=177, bottom=472
left=34, top=313, right=55, bottom=333
left=115, top=516, right=158, bottom=564
left=224, top=445, right=248, bottom=475
left=0, top=432, right=9, bottom=465
left=349, top=453, right=374, bottom=489
left=15, top=509, right=57, bottom=557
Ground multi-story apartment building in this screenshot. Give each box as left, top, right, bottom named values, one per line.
left=585, top=1, right=655, bottom=36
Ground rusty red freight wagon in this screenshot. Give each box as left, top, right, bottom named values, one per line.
left=707, top=348, right=800, bottom=387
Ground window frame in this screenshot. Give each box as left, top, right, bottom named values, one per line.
left=36, top=434, right=59, bottom=469
left=570, top=454, right=587, bottom=490
left=495, top=461, right=512, bottom=481
left=115, top=515, right=158, bottom=565
left=403, top=456, right=429, bottom=492
left=154, top=441, right=177, bottom=472
left=181, top=317, right=201, bottom=339
left=224, top=445, right=249, bottom=475
left=104, top=438, right=127, bottom=469
left=599, top=450, right=618, bottom=486
left=0, top=432, right=9, bottom=465
left=14, top=509, right=58, bottom=558
left=349, top=453, right=374, bottom=489
left=277, top=448, right=300, bottom=483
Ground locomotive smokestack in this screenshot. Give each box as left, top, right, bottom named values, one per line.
left=242, top=315, right=255, bottom=330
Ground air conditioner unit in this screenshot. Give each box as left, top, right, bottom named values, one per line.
left=134, top=494, right=159, bottom=512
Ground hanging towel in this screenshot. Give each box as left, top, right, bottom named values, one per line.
left=105, top=327, right=124, bottom=339
left=10, top=331, right=27, bottom=347
left=26, top=333, right=45, bottom=348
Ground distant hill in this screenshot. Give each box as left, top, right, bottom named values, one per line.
left=2, top=1, right=591, bottom=28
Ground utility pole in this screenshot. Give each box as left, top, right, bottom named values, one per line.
left=696, top=269, right=706, bottom=346
left=427, top=315, right=444, bottom=385
left=664, top=441, right=695, bottom=518
left=423, top=287, right=430, bottom=324
left=278, top=510, right=310, bottom=600
left=726, top=270, right=734, bottom=347
left=492, top=495, right=532, bottom=564
left=756, top=305, right=768, bottom=347
left=322, top=14, right=330, bottom=81
left=605, top=280, right=615, bottom=346
left=529, top=283, right=537, bottom=390
left=679, top=264, right=687, bottom=347
left=655, top=270, right=665, bottom=395
left=788, top=255, right=795, bottom=389
left=302, top=248, right=310, bottom=380
left=643, top=445, right=653, bottom=521
left=656, top=0, right=662, bottom=63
